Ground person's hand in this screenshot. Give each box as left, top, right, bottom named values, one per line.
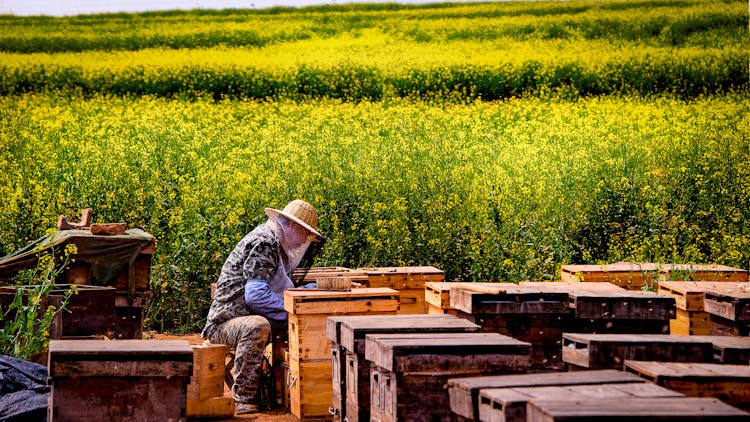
left=302, top=282, right=317, bottom=289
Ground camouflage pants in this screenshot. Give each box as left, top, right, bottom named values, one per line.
left=207, top=315, right=272, bottom=404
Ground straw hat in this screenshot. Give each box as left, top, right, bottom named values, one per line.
left=265, top=199, right=322, bottom=239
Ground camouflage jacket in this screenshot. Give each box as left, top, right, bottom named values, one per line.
left=201, top=222, right=283, bottom=338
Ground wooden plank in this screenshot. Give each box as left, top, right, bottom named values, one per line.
left=526, top=397, right=749, bottom=421
left=394, top=288, right=428, bottom=314
left=447, top=369, right=645, bottom=421
left=424, top=281, right=456, bottom=310
left=479, top=382, right=682, bottom=422
left=561, top=333, right=714, bottom=369
left=187, top=396, right=234, bottom=419
left=48, top=339, right=193, bottom=359
left=365, top=332, right=530, bottom=373
left=51, top=360, right=191, bottom=378
left=624, top=360, right=750, bottom=409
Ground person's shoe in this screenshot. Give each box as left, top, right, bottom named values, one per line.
left=234, top=403, right=260, bottom=415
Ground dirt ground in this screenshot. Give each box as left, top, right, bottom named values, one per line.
left=147, top=332, right=299, bottom=422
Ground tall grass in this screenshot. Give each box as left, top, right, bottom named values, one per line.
left=1, top=94, right=748, bottom=331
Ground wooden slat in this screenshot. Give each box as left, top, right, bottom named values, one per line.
left=664, top=264, right=749, bottom=283
left=527, top=397, right=749, bottom=421
left=479, top=382, right=682, bottom=422
left=447, top=369, right=645, bottom=421
left=358, top=266, right=445, bottom=289
left=48, top=339, right=193, bottom=359
left=658, top=281, right=713, bottom=311
left=561, top=333, right=714, bottom=369
left=187, top=396, right=234, bottom=418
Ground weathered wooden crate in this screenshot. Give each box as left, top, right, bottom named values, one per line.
left=448, top=369, right=645, bottom=421
left=697, top=335, right=750, bottom=364
left=560, top=262, right=662, bottom=289
left=562, top=333, right=714, bottom=369
left=359, top=266, right=445, bottom=314
left=48, top=339, right=193, bottom=421
left=703, top=284, right=750, bottom=335
left=284, top=288, right=399, bottom=421
left=658, top=281, right=748, bottom=335
left=0, top=284, right=116, bottom=339
left=328, top=314, right=479, bottom=422
left=366, top=332, right=530, bottom=422
left=526, top=397, right=748, bottom=421
left=478, top=380, right=682, bottom=422
left=624, top=360, right=750, bottom=410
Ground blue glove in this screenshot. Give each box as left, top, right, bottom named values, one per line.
left=302, top=282, right=317, bottom=289
left=244, top=279, right=287, bottom=320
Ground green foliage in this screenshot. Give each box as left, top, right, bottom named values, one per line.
left=0, top=242, right=76, bottom=360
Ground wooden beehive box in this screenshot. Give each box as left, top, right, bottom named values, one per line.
left=186, top=343, right=234, bottom=418
left=561, top=333, right=714, bottom=370
left=328, top=314, right=479, bottom=422
left=703, top=283, right=750, bottom=336
left=526, top=397, right=748, bottom=421
left=449, top=282, right=571, bottom=370
left=478, top=380, right=683, bottom=422
left=663, top=264, right=749, bottom=283
left=47, top=339, right=193, bottom=421
left=624, top=360, right=750, bottom=411
left=424, top=281, right=458, bottom=315
left=358, top=266, right=445, bottom=314
left=567, top=287, right=676, bottom=334
left=658, top=281, right=736, bottom=336
left=448, top=369, right=646, bottom=421
left=560, top=261, right=662, bottom=289
left=365, top=332, right=530, bottom=422
left=283, top=288, right=399, bottom=421
left=693, top=335, right=750, bottom=364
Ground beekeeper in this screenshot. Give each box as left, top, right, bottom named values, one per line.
left=201, top=199, right=324, bottom=415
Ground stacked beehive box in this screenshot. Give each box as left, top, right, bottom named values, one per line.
left=658, top=281, right=750, bottom=336
left=365, top=332, right=530, bottom=422
left=658, top=281, right=715, bottom=335
left=450, top=282, right=571, bottom=370
left=359, top=266, right=444, bottom=314
left=283, top=288, right=399, bottom=421
left=0, top=228, right=155, bottom=339
left=327, top=314, right=479, bottom=422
